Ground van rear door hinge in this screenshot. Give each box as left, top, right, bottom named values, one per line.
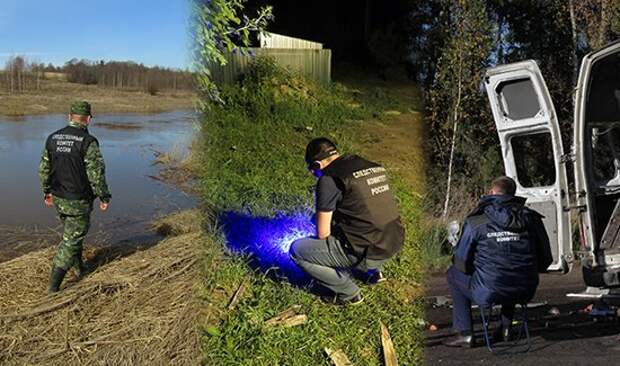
left=564, top=204, right=587, bottom=212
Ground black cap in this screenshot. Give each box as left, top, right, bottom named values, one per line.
left=305, top=137, right=338, bottom=164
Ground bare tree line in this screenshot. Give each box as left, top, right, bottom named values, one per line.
left=1, top=55, right=194, bottom=95
left=0, top=56, right=45, bottom=94
left=63, top=59, right=194, bottom=94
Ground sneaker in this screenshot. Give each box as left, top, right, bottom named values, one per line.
left=367, top=270, right=387, bottom=284
left=443, top=333, right=475, bottom=348
left=324, top=292, right=365, bottom=306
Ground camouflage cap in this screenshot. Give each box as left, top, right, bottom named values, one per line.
left=70, top=101, right=92, bottom=116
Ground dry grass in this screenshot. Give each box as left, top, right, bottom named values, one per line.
left=0, top=211, right=205, bottom=365
left=153, top=209, right=203, bottom=237
left=353, top=112, right=426, bottom=196
left=150, top=145, right=198, bottom=193
left=0, top=79, right=195, bottom=116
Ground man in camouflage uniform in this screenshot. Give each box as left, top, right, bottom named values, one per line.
left=39, top=101, right=111, bottom=294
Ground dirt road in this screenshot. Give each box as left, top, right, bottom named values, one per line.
left=424, top=267, right=620, bottom=365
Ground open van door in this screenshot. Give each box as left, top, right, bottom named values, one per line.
left=574, top=41, right=620, bottom=288
left=483, top=60, right=573, bottom=272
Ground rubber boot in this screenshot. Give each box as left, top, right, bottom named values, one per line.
left=47, top=267, right=67, bottom=294
left=76, top=258, right=87, bottom=279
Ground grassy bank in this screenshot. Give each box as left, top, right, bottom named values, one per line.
left=0, top=78, right=195, bottom=116
left=196, top=58, right=427, bottom=365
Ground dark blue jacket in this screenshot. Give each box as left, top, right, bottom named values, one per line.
left=452, top=195, right=553, bottom=306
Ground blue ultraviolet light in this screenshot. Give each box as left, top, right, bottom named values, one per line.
left=220, top=211, right=316, bottom=284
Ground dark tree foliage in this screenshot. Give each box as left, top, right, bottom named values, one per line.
left=63, top=59, right=194, bottom=92
left=409, top=1, right=450, bottom=87
left=426, top=0, right=500, bottom=210
left=192, top=0, right=272, bottom=105
left=246, top=0, right=418, bottom=79
left=488, top=0, right=574, bottom=132
left=418, top=0, right=620, bottom=212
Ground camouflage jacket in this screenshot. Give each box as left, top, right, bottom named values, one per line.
left=39, top=121, right=111, bottom=210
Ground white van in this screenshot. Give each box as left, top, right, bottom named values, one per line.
left=483, top=41, right=620, bottom=290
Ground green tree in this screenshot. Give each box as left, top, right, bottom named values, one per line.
left=427, top=0, right=496, bottom=216
left=409, top=1, right=451, bottom=87
left=488, top=0, right=574, bottom=143
left=192, top=0, right=272, bottom=107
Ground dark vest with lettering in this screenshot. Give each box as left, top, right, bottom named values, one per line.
left=323, top=155, right=404, bottom=260
left=45, top=125, right=98, bottom=200
left=466, top=196, right=541, bottom=306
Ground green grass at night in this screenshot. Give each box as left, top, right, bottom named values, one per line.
left=196, top=57, right=427, bottom=365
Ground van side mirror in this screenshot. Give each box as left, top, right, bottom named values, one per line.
left=447, top=220, right=461, bottom=247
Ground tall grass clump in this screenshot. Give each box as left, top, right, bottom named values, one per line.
left=198, top=56, right=365, bottom=216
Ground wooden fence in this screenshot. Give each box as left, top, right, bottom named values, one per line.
left=259, top=33, right=323, bottom=50
left=210, top=48, right=332, bottom=86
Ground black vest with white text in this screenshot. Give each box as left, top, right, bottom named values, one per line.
left=45, top=125, right=97, bottom=200
left=323, top=155, right=404, bottom=259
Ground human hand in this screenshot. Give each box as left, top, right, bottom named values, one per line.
left=44, top=194, right=53, bottom=207
left=100, top=201, right=109, bottom=211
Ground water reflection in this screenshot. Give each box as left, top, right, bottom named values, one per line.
left=0, top=110, right=197, bottom=258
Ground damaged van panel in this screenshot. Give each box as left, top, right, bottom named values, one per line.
left=484, top=60, right=573, bottom=273
left=485, top=41, right=620, bottom=289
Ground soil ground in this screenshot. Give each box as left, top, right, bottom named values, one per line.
left=0, top=78, right=194, bottom=116
left=424, top=266, right=620, bottom=365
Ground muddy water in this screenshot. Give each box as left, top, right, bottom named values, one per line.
left=0, top=110, right=197, bottom=259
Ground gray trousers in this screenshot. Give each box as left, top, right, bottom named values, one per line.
left=290, top=235, right=386, bottom=300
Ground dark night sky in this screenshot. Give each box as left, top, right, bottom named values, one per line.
left=247, top=0, right=412, bottom=63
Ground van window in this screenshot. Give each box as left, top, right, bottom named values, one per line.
left=510, top=132, right=556, bottom=187
left=586, top=52, right=620, bottom=183
left=591, top=126, right=620, bottom=182
left=496, top=78, right=541, bottom=120
left=585, top=53, right=620, bottom=123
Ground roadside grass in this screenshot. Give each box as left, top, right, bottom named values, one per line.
left=341, top=80, right=423, bottom=118
left=417, top=218, right=453, bottom=271
left=197, top=57, right=427, bottom=365
left=421, top=181, right=485, bottom=272
left=0, top=77, right=194, bottom=116
left=333, top=64, right=423, bottom=117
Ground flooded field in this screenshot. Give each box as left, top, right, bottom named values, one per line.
left=0, top=110, right=197, bottom=260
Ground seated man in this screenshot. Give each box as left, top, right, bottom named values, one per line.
left=290, top=137, right=405, bottom=305
left=444, top=176, right=553, bottom=347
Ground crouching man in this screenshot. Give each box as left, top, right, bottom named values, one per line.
left=444, top=176, right=553, bottom=347
left=290, top=138, right=405, bottom=305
